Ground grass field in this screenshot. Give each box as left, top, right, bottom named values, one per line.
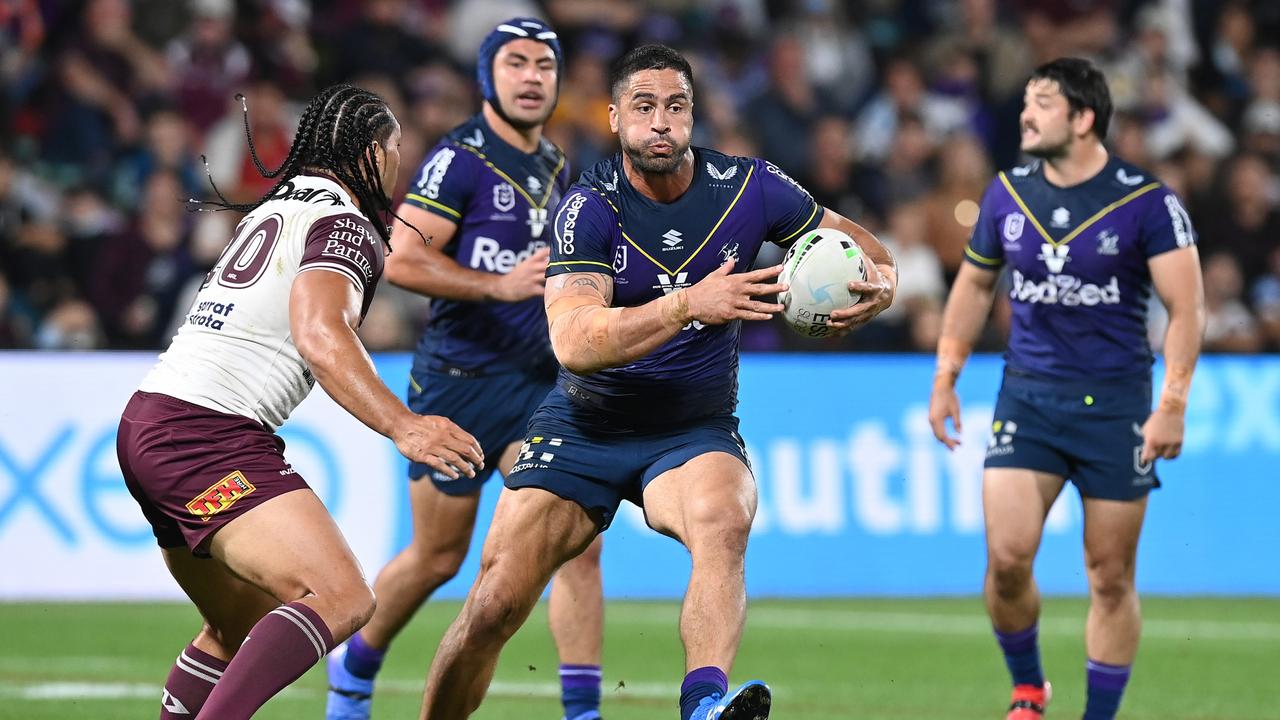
left=1, top=597, right=1277, bottom=719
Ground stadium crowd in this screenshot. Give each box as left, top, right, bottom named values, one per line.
left=0, top=0, right=1277, bottom=353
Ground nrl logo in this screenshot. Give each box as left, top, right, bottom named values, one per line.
left=493, top=183, right=516, bottom=212
left=706, top=162, right=738, bottom=181
left=613, top=245, right=628, bottom=272
left=1003, top=213, right=1025, bottom=242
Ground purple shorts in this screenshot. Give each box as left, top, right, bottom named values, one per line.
left=117, top=391, right=310, bottom=556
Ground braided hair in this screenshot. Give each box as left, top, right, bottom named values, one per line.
left=195, top=83, right=418, bottom=246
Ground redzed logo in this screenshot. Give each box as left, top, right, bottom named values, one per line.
left=186, top=471, right=256, bottom=521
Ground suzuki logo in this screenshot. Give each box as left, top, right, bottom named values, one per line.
left=662, top=229, right=683, bottom=249
left=1037, top=243, right=1071, bottom=273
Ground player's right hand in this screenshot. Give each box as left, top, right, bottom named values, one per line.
left=684, top=261, right=787, bottom=325
left=492, top=246, right=550, bottom=302
left=928, top=380, right=963, bottom=450
left=392, top=415, right=484, bottom=479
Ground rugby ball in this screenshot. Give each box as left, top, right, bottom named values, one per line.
left=778, top=229, right=868, bottom=338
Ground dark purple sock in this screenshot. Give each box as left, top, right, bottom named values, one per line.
left=680, top=666, right=728, bottom=720
left=159, top=643, right=228, bottom=719
left=197, top=602, right=334, bottom=720
left=994, top=623, right=1045, bottom=687
left=343, top=631, right=386, bottom=680
left=1084, top=659, right=1131, bottom=720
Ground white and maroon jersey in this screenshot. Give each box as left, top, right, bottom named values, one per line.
left=140, top=174, right=386, bottom=430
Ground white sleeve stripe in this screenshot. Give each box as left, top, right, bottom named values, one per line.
left=496, top=24, right=529, bottom=36
left=298, top=263, right=366, bottom=290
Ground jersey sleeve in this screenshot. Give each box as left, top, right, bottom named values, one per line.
left=963, top=178, right=1006, bottom=269
left=757, top=159, right=822, bottom=247
left=546, top=188, right=617, bottom=277
left=402, top=143, right=474, bottom=222
left=299, top=212, right=383, bottom=292
left=1140, top=186, right=1197, bottom=257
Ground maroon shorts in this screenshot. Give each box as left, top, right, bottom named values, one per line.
left=117, top=391, right=310, bottom=556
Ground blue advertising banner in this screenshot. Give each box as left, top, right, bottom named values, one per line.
left=0, top=352, right=1276, bottom=599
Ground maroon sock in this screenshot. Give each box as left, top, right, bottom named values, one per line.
left=196, top=602, right=334, bottom=719
left=160, top=643, right=228, bottom=718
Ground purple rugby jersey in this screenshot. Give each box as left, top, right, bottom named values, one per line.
left=964, top=156, right=1197, bottom=381
left=547, top=147, right=823, bottom=424
left=404, top=114, right=570, bottom=372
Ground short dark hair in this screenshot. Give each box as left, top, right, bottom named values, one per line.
left=608, top=44, right=694, bottom=102
left=197, top=84, right=405, bottom=244
left=1029, top=57, right=1113, bottom=140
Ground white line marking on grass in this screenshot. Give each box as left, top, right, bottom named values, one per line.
left=0, top=679, right=682, bottom=703
left=611, top=605, right=1280, bottom=641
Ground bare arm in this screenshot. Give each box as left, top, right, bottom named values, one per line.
left=384, top=203, right=547, bottom=303
left=290, top=270, right=483, bottom=477
left=1143, top=246, right=1205, bottom=461
left=928, top=261, right=1001, bottom=448
left=820, top=208, right=898, bottom=334
left=546, top=262, right=787, bottom=375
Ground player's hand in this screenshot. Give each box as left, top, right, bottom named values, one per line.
left=827, top=262, right=894, bottom=336
left=1141, top=407, right=1184, bottom=463
left=683, top=260, right=787, bottom=325
left=392, top=415, right=484, bottom=480
left=492, top=246, right=550, bottom=303
left=928, top=377, right=963, bottom=450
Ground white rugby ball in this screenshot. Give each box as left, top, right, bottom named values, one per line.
left=778, top=229, right=868, bottom=338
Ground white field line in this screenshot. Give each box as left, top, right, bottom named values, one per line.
left=607, top=605, right=1280, bottom=641
left=0, top=679, right=678, bottom=703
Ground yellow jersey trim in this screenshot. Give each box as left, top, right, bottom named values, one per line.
left=964, top=245, right=1003, bottom=266
left=455, top=143, right=565, bottom=209
left=775, top=203, right=821, bottom=246
left=998, top=172, right=1163, bottom=248
left=404, top=194, right=461, bottom=219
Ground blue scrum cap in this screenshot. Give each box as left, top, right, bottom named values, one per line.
left=476, top=17, right=563, bottom=107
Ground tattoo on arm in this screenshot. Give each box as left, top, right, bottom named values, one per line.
left=571, top=277, right=601, bottom=291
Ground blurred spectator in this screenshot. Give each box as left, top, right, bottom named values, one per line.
left=743, top=33, right=825, bottom=176
left=0, top=271, right=27, bottom=348
left=113, top=107, right=204, bottom=208
left=1202, top=252, right=1263, bottom=352
left=89, top=172, right=196, bottom=348
left=1251, top=246, right=1280, bottom=350
left=855, top=57, right=967, bottom=164
left=799, top=115, right=871, bottom=223
left=41, top=0, right=170, bottom=181
left=923, top=134, right=991, bottom=280
left=328, top=0, right=440, bottom=83
left=203, top=78, right=298, bottom=204
left=165, top=0, right=251, bottom=135
left=243, top=0, right=319, bottom=100
left=33, top=298, right=102, bottom=350
left=358, top=295, right=413, bottom=351
left=877, top=202, right=946, bottom=351
left=1198, top=153, right=1280, bottom=287
left=788, top=0, right=873, bottom=113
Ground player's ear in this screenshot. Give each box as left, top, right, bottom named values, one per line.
left=1073, top=107, right=1097, bottom=139
left=608, top=104, right=619, bottom=133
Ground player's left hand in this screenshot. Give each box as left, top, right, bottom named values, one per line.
left=1141, top=408, right=1184, bottom=463
left=827, top=262, right=895, bottom=336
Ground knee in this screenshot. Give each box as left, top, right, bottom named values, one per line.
left=408, top=544, right=468, bottom=590
left=987, top=547, right=1035, bottom=599
left=1087, top=557, right=1135, bottom=607
left=683, top=493, right=754, bottom=556
left=463, top=572, right=535, bottom=641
